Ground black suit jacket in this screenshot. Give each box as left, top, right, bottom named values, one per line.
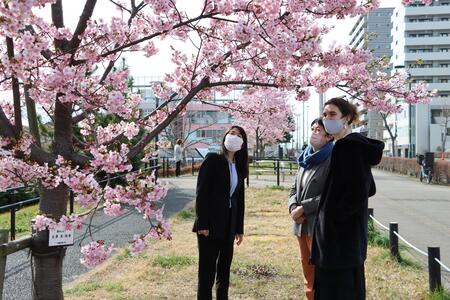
left=311, top=133, right=384, bottom=269
left=192, top=153, right=245, bottom=241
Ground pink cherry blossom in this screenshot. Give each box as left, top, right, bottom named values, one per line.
left=80, top=241, right=113, bottom=268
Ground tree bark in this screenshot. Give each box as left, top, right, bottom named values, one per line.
left=31, top=95, right=72, bottom=299
left=24, top=85, right=41, bottom=147
left=32, top=184, right=68, bottom=300
left=381, top=112, right=397, bottom=157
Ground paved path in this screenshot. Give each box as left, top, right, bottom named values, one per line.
left=3, top=177, right=196, bottom=300
left=369, top=169, right=450, bottom=287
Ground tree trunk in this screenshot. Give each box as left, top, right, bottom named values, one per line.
left=31, top=91, right=72, bottom=299
left=31, top=185, right=68, bottom=300
left=391, top=137, right=396, bottom=157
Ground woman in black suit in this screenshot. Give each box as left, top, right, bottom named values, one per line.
left=193, top=125, right=248, bottom=300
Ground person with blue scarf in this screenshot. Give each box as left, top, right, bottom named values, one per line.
left=288, top=118, right=333, bottom=300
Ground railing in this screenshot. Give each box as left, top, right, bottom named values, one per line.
left=368, top=208, right=450, bottom=293
left=249, top=158, right=297, bottom=186
left=158, top=156, right=202, bottom=177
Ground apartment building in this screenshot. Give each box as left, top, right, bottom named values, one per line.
left=349, top=8, right=394, bottom=140
left=391, top=1, right=450, bottom=156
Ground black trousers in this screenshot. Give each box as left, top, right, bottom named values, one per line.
left=175, top=161, right=181, bottom=177
left=314, top=264, right=365, bottom=300
left=197, top=235, right=234, bottom=300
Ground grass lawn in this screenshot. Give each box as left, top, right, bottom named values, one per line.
left=64, top=186, right=432, bottom=300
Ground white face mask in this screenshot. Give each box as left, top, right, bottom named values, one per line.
left=310, top=132, right=327, bottom=150
left=224, top=134, right=243, bottom=152
left=323, top=118, right=347, bottom=135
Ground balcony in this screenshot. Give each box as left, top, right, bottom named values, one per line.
left=405, top=5, right=450, bottom=16
left=405, top=52, right=450, bottom=61
left=405, top=21, right=450, bottom=31
left=409, top=67, right=450, bottom=76
left=423, top=82, right=450, bottom=91
left=405, top=36, right=450, bottom=46
left=430, top=97, right=450, bottom=106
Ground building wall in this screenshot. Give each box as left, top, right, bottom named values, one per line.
left=349, top=8, right=394, bottom=140
left=391, top=1, right=450, bottom=156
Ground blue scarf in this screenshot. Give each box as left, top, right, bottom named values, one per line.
left=298, top=142, right=333, bottom=170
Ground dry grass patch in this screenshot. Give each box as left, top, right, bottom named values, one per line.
left=65, top=187, right=430, bottom=300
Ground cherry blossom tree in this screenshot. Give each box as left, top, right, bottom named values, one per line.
left=0, top=0, right=433, bottom=298
left=229, top=89, right=295, bottom=158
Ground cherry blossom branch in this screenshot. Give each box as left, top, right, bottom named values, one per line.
left=99, top=12, right=221, bottom=57
left=128, top=77, right=210, bottom=158
left=109, top=0, right=130, bottom=13
left=51, top=0, right=67, bottom=51
left=6, top=37, right=23, bottom=132
left=68, top=0, right=98, bottom=58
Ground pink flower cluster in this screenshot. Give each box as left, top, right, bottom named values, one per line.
left=32, top=214, right=85, bottom=232
left=80, top=241, right=114, bottom=268
left=91, top=145, right=132, bottom=174
left=228, top=89, right=295, bottom=146
left=130, top=234, right=147, bottom=256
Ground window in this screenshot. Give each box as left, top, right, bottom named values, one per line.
left=441, top=18, right=449, bottom=21
left=441, top=64, right=449, bottom=68
left=431, top=109, right=446, bottom=124
left=440, top=48, right=449, bottom=52
left=440, top=79, right=449, bottom=83
left=440, top=33, right=449, bottom=37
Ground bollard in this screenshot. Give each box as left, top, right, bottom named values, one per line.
left=0, top=229, right=9, bottom=300
left=389, top=222, right=399, bottom=259
left=276, top=160, right=280, bottom=186
left=428, top=247, right=441, bottom=292
left=191, top=157, right=195, bottom=176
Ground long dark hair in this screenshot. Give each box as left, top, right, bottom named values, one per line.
left=221, top=125, right=249, bottom=179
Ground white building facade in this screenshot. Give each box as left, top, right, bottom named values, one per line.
left=349, top=8, right=394, bottom=140
left=391, top=1, right=450, bottom=156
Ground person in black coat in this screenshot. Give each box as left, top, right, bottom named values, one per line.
left=311, top=98, right=384, bottom=300
left=192, top=125, right=249, bottom=300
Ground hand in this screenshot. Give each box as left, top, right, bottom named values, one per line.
left=235, top=234, right=244, bottom=246
left=294, top=215, right=306, bottom=225
left=198, top=229, right=209, bottom=237
left=290, top=206, right=304, bottom=222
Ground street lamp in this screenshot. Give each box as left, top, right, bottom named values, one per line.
left=394, top=65, right=413, bottom=158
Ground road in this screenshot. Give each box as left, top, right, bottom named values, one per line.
left=369, top=169, right=450, bottom=286
left=3, top=177, right=196, bottom=300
